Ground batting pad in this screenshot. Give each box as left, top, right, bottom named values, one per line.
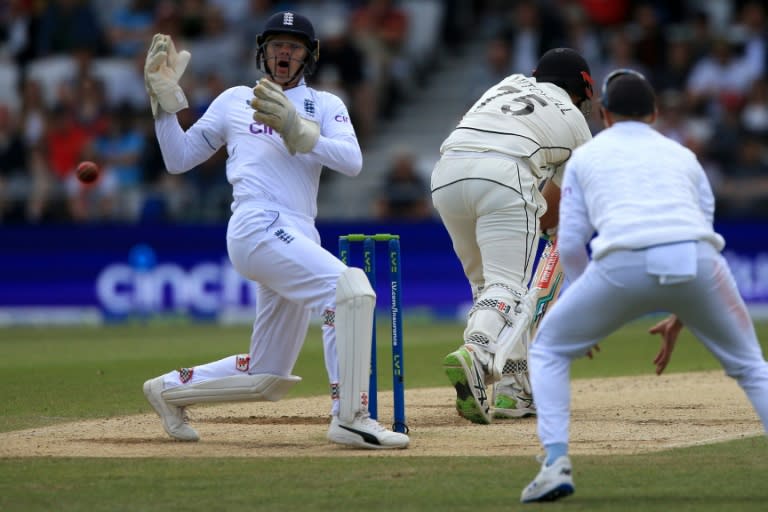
left=491, top=295, right=535, bottom=380
left=162, top=374, right=301, bottom=406
left=335, top=267, right=376, bottom=423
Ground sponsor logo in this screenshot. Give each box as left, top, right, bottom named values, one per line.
left=178, top=367, right=194, bottom=383
left=537, top=252, right=560, bottom=288
left=322, top=308, right=335, bottom=326
left=235, top=354, right=250, bottom=372
left=330, top=382, right=339, bottom=400
left=96, top=257, right=258, bottom=315
left=334, top=114, right=350, bottom=123
left=249, top=122, right=275, bottom=135
left=274, top=228, right=295, bottom=244
left=303, top=99, right=315, bottom=116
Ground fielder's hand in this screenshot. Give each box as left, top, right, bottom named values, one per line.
left=648, top=314, right=683, bottom=375
left=144, top=34, right=191, bottom=117
left=251, top=79, right=319, bottom=154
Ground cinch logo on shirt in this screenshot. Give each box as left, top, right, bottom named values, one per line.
left=249, top=122, right=275, bottom=135
left=335, top=114, right=350, bottom=123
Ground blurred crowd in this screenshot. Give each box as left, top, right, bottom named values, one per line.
left=0, top=1, right=766, bottom=224
left=374, top=0, right=768, bottom=222
left=0, top=0, right=456, bottom=223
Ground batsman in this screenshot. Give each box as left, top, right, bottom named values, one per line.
left=430, top=48, right=594, bottom=424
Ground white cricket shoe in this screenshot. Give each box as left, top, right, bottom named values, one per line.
left=327, top=414, right=409, bottom=449
left=143, top=377, right=200, bottom=442
left=520, top=455, right=575, bottom=503
left=443, top=345, right=492, bottom=424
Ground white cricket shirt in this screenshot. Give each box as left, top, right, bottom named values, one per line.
left=559, top=120, right=725, bottom=277
left=438, top=74, right=592, bottom=187
left=154, top=79, right=361, bottom=220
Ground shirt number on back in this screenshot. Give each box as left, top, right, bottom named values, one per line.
left=475, top=85, right=548, bottom=116
left=500, top=86, right=548, bottom=116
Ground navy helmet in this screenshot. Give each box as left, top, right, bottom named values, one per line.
left=533, top=48, right=594, bottom=115
left=256, top=12, right=319, bottom=77
left=600, top=69, right=656, bottom=117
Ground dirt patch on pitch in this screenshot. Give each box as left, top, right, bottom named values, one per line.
left=0, top=371, right=762, bottom=458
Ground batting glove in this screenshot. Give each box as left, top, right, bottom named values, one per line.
left=251, top=79, right=320, bottom=155
left=144, top=34, right=191, bottom=118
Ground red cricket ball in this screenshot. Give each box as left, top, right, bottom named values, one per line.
left=76, top=161, right=100, bottom=184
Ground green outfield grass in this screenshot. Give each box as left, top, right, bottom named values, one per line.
left=1, top=318, right=767, bottom=511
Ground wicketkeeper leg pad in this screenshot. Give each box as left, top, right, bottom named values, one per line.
left=162, top=374, right=301, bottom=406
left=335, top=267, right=376, bottom=423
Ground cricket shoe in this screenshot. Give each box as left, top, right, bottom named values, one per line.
left=327, top=413, right=409, bottom=449
left=143, top=377, right=199, bottom=442
left=493, top=385, right=536, bottom=419
left=443, top=345, right=492, bottom=424
left=520, top=455, right=574, bottom=503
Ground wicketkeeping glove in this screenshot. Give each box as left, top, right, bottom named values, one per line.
left=251, top=79, right=320, bottom=155
left=144, top=34, right=191, bottom=117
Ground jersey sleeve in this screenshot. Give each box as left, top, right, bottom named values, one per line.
left=311, top=92, right=362, bottom=177
left=154, top=89, right=230, bottom=174
left=695, top=158, right=716, bottom=225
left=558, top=156, right=593, bottom=280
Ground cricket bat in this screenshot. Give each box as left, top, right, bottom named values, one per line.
left=528, top=235, right=565, bottom=338
left=489, top=235, right=565, bottom=380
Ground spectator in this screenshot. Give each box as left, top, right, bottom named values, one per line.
left=312, top=15, right=377, bottom=147
left=35, top=0, right=108, bottom=57
left=70, top=76, right=110, bottom=140
left=627, top=2, right=668, bottom=79
left=103, top=50, right=153, bottom=112
left=687, top=9, right=716, bottom=63
left=66, top=138, right=119, bottom=222
left=466, top=36, right=512, bottom=105
left=152, top=0, right=183, bottom=41
left=742, top=77, right=768, bottom=137
left=349, top=0, right=409, bottom=119
left=653, top=36, right=694, bottom=94
left=561, top=3, right=601, bottom=68
left=186, top=4, right=244, bottom=84
left=18, top=78, right=46, bottom=153
left=593, top=30, right=650, bottom=89
left=715, top=134, right=768, bottom=218
left=0, top=104, right=26, bottom=221
left=497, top=0, right=565, bottom=75
left=233, top=0, right=274, bottom=72
left=737, top=1, right=766, bottom=84
left=44, top=104, right=93, bottom=220
left=374, top=147, right=431, bottom=220
left=686, top=36, right=756, bottom=117
left=93, top=104, right=145, bottom=221
left=178, top=0, right=207, bottom=41
left=0, top=0, right=37, bottom=67
left=706, top=93, right=746, bottom=168
left=107, top=0, right=155, bottom=58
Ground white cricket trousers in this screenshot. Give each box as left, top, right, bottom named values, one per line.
left=431, top=154, right=544, bottom=297
left=530, top=242, right=768, bottom=447
left=161, top=205, right=346, bottom=412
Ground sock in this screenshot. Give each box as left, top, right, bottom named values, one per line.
left=544, top=443, right=568, bottom=466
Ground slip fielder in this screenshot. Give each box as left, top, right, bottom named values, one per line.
left=521, top=69, right=768, bottom=503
